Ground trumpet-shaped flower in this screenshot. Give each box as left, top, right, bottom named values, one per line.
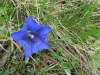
left=11, top=16, right=52, bottom=58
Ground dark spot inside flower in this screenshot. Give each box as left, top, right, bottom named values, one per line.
left=36, top=30, right=40, bottom=34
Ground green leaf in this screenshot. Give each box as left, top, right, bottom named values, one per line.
left=3, top=70, right=9, bottom=75
left=0, top=16, right=5, bottom=24
left=80, top=24, right=98, bottom=40
left=91, top=50, right=100, bottom=72
left=97, top=31, right=100, bottom=38
left=10, top=67, right=16, bottom=74
left=80, top=72, right=88, bottom=75
left=39, top=0, right=48, bottom=17
left=0, top=7, right=7, bottom=15
left=30, top=68, right=35, bottom=74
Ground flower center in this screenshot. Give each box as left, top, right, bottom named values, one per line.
left=27, top=33, right=34, bottom=39
left=24, top=30, right=34, bottom=39
left=23, top=30, right=41, bottom=46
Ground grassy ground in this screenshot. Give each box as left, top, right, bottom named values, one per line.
left=0, top=0, right=100, bottom=75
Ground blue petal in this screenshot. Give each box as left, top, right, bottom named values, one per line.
left=21, top=23, right=28, bottom=31
left=37, top=42, right=50, bottom=50
left=25, top=16, right=38, bottom=30
left=11, top=30, right=26, bottom=41
left=18, top=40, right=32, bottom=58
left=38, top=25, right=52, bottom=36
left=37, top=25, right=52, bottom=42
left=32, top=43, right=38, bottom=53
left=32, top=42, right=50, bottom=53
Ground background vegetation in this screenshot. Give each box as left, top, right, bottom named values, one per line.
left=0, top=0, right=100, bottom=75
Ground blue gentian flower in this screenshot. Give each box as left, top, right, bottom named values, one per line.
left=11, top=16, right=52, bottom=58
